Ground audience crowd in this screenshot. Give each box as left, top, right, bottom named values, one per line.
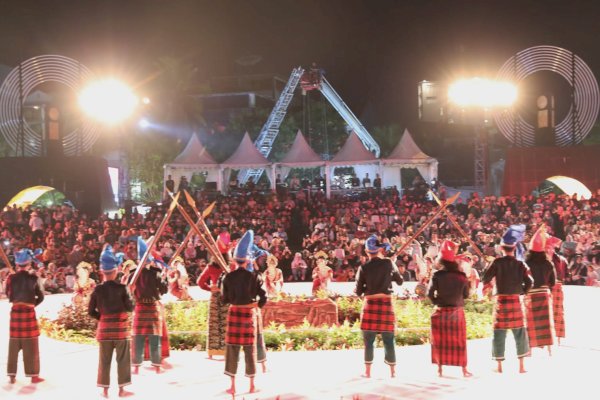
left=1, top=186, right=600, bottom=298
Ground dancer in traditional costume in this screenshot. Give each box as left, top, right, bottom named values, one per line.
left=355, top=235, right=403, bottom=378
left=482, top=225, right=532, bottom=373
left=5, top=249, right=45, bottom=384
left=264, top=254, right=283, bottom=298
left=311, top=251, right=333, bottom=295
left=72, top=261, right=96, bottom=306
left=524, top=225, right=556, bottom=355
left=197, top=257, right=228, bottom=358
left=89, top=246, right=134, bottom=397
left=428, top=241, right=472, bottom=377
left=129, top=237, right=168, bottom=374
left=546, top=235, right=567, bottom=343
left=222, top=230, right=267, bottom=395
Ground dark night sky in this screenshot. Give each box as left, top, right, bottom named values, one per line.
left=1, top=0, right=599, bottom=128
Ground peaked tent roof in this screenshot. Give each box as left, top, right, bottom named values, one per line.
left=171, top=133, right=218, bottom=166
left=329, top=131, right=378, bottom=165
left=382, top=129, right=437, bottom=165
left=278, top=130, right=324, bottom=167
left=222, top=132, right=270, bottom=168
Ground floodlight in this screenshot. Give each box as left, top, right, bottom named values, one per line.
left=79, top=79, right=138, bottom=124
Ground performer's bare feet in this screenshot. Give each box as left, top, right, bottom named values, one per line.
left=249, top=377, right=259, bottom=393
left=495, top=361, right=503, bottom=373
left=390, top=364, right=395, bottom=378
left=9, top=376, right=16, bottom=384
left=519, top=358, right=527, bottom=374
left=462, top=367, right=473, bottom=378
left=226, top=377, right=236, bottom=395
left=132, top=366, right=139, bottom=375
left=100, top=388, right=109, bottom=398
left=118, top=387, right=134, bottom=397
left=437, top=364, right=443, bottom=377
left=547, top=346, right=552, bottom=356
left=30, top=376, right=44, bottom=384
left=362, top=364, right=371, bottom=378
left=154, top=366, right=163, bottom=374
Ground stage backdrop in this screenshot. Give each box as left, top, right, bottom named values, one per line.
left=503, top=145, right=600, bottom=196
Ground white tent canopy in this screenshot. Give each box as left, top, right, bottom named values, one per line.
left=381, top=129, right=438, bottom=190
left=276, top=130, right=325, bottom=180
left=222, top=132, right=273, bottom=190
left=164, top=133, right=221, bottom=192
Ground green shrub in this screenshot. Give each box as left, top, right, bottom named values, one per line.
left=42, top=296, right=494, bottom=351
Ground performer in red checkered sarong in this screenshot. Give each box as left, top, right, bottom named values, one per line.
left=524, top=226, right=556, bottom=354
left=88, top=245, right=134, bottom=397
left=221, top=230, right=267, bottom=395
left=547, top=235, right=567, bottom=342
left=6, top=249, right=45, bottom=384
left=355, top=235, right=403, bottom=378
left=482, top=225, right=532, bottom=374
left=128, top=236, right=168, bottom=373
left=428, top=241, right=471, bottom=377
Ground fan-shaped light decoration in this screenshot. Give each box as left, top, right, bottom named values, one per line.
left=493, top=45, right=599, bottom=147
left=0, top=55, right=99, bottom=156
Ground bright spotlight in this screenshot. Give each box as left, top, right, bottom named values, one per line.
left=79, top=79, right=138, bottom=124
left=142, top=97, right=151, bottom=105
left=138, top=118, right=151, bottom=129
left=448, top=78, right=517, bottom=107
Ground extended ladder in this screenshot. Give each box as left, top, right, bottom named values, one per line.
left=238, top=67, right=304, bottom=184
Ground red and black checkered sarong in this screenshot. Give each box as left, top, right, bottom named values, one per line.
left=430, top=307, right=467, bottom=367
left=9, top=304, right=40, bottom=338
left=360, top=296, right=396, bottom=332
left=493, top=295, right=525, bottom=330
left=551, top=282, right=565, bottom=338
left=133, top=302, right=162, bottom=336
left=226, top=305, right=257, bottom=346
left=97, top=312, right=131, bottom=341
left=525, top=289, right=554, bottom=348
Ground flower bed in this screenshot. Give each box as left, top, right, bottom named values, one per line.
left=39, top=296, right=493, bottom=351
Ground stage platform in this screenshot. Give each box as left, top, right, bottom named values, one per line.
left=1, top=285, right=599, bottom=399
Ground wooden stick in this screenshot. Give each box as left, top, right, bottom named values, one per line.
left=0, top=244, right=14, bottom=274
left=167, top=192, right=229, bottom=273
left=395, top=192, right=460, bottom=257
left=168, top=202, right=216, bottom=268
left=182, top=191, right=229, bottom=269
left=128, top=192, right=181, bottom=289
left=429, top=191, right=486, bottom=260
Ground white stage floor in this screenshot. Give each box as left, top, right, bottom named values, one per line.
left=1, top=285, right=599, bottom=399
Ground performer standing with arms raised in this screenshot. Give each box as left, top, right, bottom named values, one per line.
left=6, top=249, right=44, bottom=384
left=197, top=256, right=228, bottom=359
left=355, top=235, right=403, bottom=378
left=546, top=235, right=567, bottom=344
left=89, top=245, right=134, bottom=398
left=222, top=230, right=267, bottom=395
left=428, top=241, right=472, bottom=377
left=129, top=237, right=168, bottom=374
left=524, top=226, right=556, bottom=355
left=482, top=225, right=533, bottom=373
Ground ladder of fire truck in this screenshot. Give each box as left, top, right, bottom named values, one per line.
left=318, top=77, right=380, bottom=157
left=238, top=66, right=304, bottom=184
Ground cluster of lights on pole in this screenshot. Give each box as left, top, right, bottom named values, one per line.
left=448, top=78, right=518, bottom=108
left=78, top=79, right=150, bottom=126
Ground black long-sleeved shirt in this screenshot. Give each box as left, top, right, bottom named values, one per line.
left=355, top=257, right=403, bottom=297
left=482, top=256, right=533, bottom=295
left=129, top=266, right=168, bottom=301
left=222, top=267, right=267, bottom=308
left=88, top=280, right=134, bottom=320
left=7, top=270, right=44, bottom=306
left=527, top=259, right=556, bottom=289
left=427, top=269, right=470, bottom=307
